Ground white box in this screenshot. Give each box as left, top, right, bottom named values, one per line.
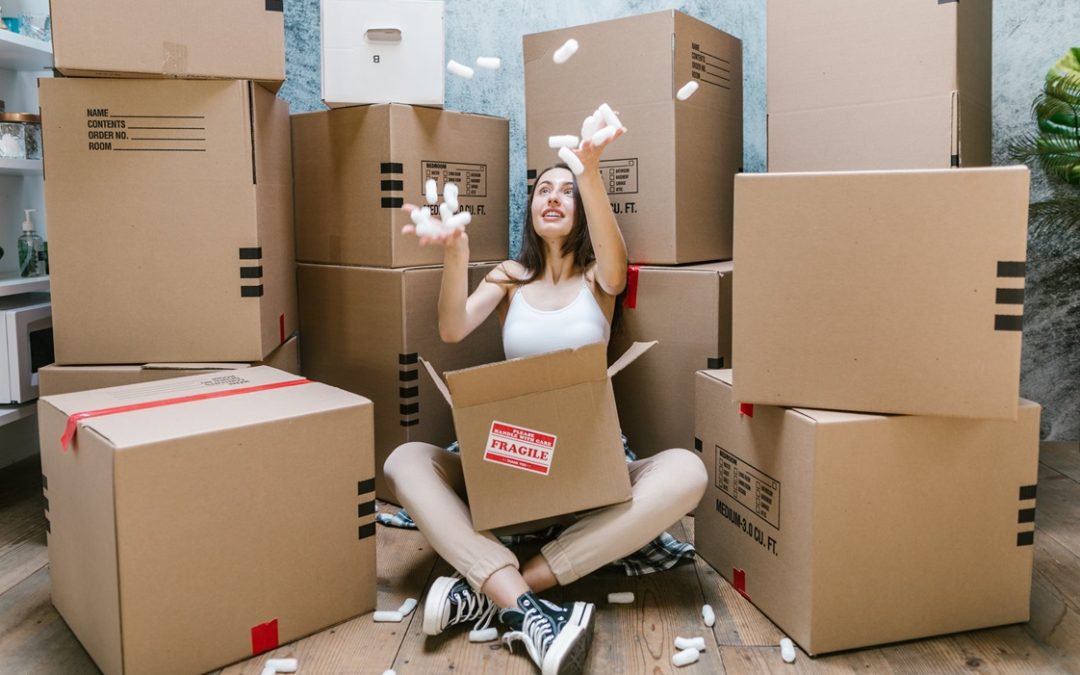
left=321, top=0, right=445, bottom=107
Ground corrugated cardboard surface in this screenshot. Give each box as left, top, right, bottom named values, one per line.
left=292, top=104, right=509, bottom=268
left=38, top=335, right=301, bottom=396
left=439, top=342, right=632, bottom=531
left=322, top=0, right=445, bottom=107
left=50, top=0, right=284, bottom=81
left=38, top=367, right=375, bottom=675
left=694, top=370, right=1039, bottom=655
left=766, top=0, right=990, bottom=170
left=732, top=167, right=1028, bottom=419
left=41, top=79, right=297, bottom=364
left=297, top=262, right=504, bottom=500
left=610, top=262, right=732, bottom=457
left=524, top=11, right=741, bottom=264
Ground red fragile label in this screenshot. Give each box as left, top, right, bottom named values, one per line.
left=251, top=618, right=279, bottom=655
left=483, top=421, right=557, bottom=476
left=624, top=265, right=640, bottom=309
left=739, top=403, right=754, bottom=418
left=732, top=568, right=750, bottom=600
left=60, top=378, right=312, bottom=451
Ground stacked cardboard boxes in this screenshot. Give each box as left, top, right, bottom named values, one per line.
left=295, top=3, right=510, bottom=501
left=524, top=11, right=741, bottom=459
left=38, top=5, right=377, bottom=673
left=694, top=0, right=1039, bottom=657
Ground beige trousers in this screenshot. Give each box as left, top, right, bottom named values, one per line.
left=383, top=442, right=708, bottom=591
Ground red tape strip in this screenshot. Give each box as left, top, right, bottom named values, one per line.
left=732, top=568, right=750, bottom=600
left=251, top=618, right=280, bottom=655
left=60, top=378, right=312, bottom=451
left=739, top=403, right=754, bottom=418
left=279, top=313, right=286, bottom=344
left=624, top=265, right=640, bottom=309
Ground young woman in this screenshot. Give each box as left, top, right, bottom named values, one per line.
left=383, top=128, right=708, bottom=675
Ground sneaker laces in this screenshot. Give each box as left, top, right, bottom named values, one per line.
left=447, top=580, right=497, bottom=631
left=502, top=604, right=554, bottom=662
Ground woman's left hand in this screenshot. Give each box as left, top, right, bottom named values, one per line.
left=573, top=125, right=627, bottom=174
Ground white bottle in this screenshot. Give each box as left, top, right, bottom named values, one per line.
left=17, top=209, right=44, bottom=277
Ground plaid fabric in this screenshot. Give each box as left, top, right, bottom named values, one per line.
left=375, top=438, right=696, bottom=577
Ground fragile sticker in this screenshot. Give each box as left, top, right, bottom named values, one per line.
left=483, top=421, right=556, bottom=476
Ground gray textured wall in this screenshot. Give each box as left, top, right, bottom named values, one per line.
left=281, top=0, right=1079, bottom=439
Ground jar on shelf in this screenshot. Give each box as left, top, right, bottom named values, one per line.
left=0, top=113, right=42, bottom=160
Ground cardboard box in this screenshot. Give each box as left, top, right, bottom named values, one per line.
left=322, top=0, right=445, bottom=107
left=292, top=104, right=509, bottom=267
left=767, top=0, right=991, bottom=171
left=38, top=367, right=376, bottom=675
left=297, top=262, right=504, bottom=500
left=524, top=11, right=742, bottom=264
left=610, top=261, right=732, bottom=457
left=50, top=0, right=285, bottom=81
left=38, top=334, right=301, bottom=397
left=41, top=78, right=297, bottom=364
left=693, top=369, right=1040, bottom=655
left=733, top=167, right=1029, bottom=419
left=423, top=341, right=652, bottom=531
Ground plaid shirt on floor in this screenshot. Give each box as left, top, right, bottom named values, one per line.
left=375, top=438, right=696, bottom=576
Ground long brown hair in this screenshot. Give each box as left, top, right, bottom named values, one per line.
left=501, top=163, right=627, bottom=331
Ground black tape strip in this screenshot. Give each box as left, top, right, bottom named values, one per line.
left=1019, top=484, right=1037, bottom=500
left=994, top=314, right=1023, bottom=331
left=239, top=247, right=263, bottom=260
left=400, top=386, right=419, bottom=398
left=381, top=179, right=404, bottom=191
left=1017, top=531, right=1034, bottom=547
left=41, top=474, right=47, bottom=490
left=399, top=369, right=418, bottom=382
left=45, top=519, right=50, bottom=533
left=358, top=500, right=376, bottom=517
left=382, top=197, right=404, bottom=208
left=707, top=357, right=724, bottom=369
left=359, top=522, right=377, bottom=540
left=266, top=0, right=283, bottom=11
left=400, top=402, right=419, bottom=415
left=996, top=288, right=1025, bottom=305
left=997, top=261, right=1027, bottom=278
left=527, top=169, right=537, bottom=179
left=950, top=154, right=960, bottom=167
left=240, top=266, right=263, bottom=279
left=694, top=438, right=703, bottom=452
left=241, top=285, right=265, bottom=298
left=381, top=162, right=403, bottom=174
left=400, top=418, right=420, bottom=427
left=358, top=478, right=376, bottom=495
left=398, top=353, right=419, bottom=365
left=1018, top=508, right=1036, bottom=524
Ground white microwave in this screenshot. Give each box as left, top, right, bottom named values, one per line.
left=0, top=293, right=53, bottom=404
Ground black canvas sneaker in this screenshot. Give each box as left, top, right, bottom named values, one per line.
left=501, top=591, right=595, bottom=675
left=422, top=575, right=498, bottom=636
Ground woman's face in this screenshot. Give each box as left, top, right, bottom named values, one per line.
left=530, top=168, right=576, bottom=239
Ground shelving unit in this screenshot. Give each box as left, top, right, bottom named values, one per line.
left=0, top=273, right=49, bottom=296
left=0, top=28, right=52, bottom=69
left=0, top=157, right=43, bottom=175
left=0, top=401, right=35, bottom=427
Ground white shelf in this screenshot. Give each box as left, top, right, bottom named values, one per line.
left=0, top=273, right=49, bottom=297
left=0, top=158, right=42, bottom=175
left=0, top=401, right=35, bottom=429
left=0, top=29, right=52, bottom=71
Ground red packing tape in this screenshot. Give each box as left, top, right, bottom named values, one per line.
left=739, top=403, right=754, bottom=418
left=624, top=265, right=640, bottom=309
left=60, top=378, right=312, bottom=451
left=251, top=618, right=280, bottom=655
left=732, top=568, right=750, bottom=600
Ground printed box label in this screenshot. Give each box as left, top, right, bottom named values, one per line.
left=716, top=446, right=780, bottom=529
left=483, top=421, right=556, bottom=476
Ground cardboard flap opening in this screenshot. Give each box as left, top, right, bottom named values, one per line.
left=607, top=340, right=658, bottom=378
left=420, top=357, right=452, bottom=406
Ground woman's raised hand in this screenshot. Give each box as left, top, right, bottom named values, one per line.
left=574, top=123, right=626, bottom=173
left=401, top=203, right=468, bottom=247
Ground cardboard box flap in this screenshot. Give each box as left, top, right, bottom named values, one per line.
left=142, top=363, right=249, bottom=371
left=607, top=340, right=657, bottom=378
left=420, top=356, right=454, bottom=407
left=445, top=342, right=609, bottom=408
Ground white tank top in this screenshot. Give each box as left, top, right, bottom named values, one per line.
left=502, top=279, right=611, bottom=360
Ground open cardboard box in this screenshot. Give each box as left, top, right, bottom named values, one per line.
left=422, top=341, right=655, bottom=531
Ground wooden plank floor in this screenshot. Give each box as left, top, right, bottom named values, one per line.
left=1, top=442, right=1077, bottom=674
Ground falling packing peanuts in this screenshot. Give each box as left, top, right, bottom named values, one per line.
left=525, top=11, right=742, bottom=264
left=733, top=166, right=1029, bottom=419
left=38, top=367, right=376, bottom=675
left=422, top=341, right=655, bottom=531
left=693, top=369, right=1041, bottom=655
left=40, top=78, right=297, bottom=365
left=292, top=104, right=509, bottom=268
left=50, top=0, right=285, bottom=81
left=767, top=0, right=990, bottom=171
